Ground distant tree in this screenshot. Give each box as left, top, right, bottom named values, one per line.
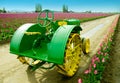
left=0, top=9, right=2, bottom=13
left=3, top=8, right=6, bottom=13
left=0, top=8, right=6, bottom=13
left=85, top=11, right=92, bottom=13
left=63, top=5, right=65, bottom=12
left=63, top=5, right=68, bottom=13
left=35, top=4, right=42, bottom=12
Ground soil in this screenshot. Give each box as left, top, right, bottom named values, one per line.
left=101, top=17, right=120, bottom=83
left=0, top=15, right=119, bottom=83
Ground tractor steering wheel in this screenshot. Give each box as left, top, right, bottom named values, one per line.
left=37, top=10, right=54, bottom=27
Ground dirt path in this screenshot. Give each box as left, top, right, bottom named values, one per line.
left=0, top=15, right=118, bottom=83
left=101, top=18, right=120, bottom=83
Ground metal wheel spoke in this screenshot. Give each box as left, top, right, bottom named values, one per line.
left=56, top=33, right=82, bottom=76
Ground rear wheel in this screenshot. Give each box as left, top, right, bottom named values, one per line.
left=56, top=33, right=82, bottom=77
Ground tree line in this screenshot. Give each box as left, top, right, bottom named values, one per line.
left=0, top=8, right=7, bottom=13
left=0, top=4, right=69, bottom=13
left=35, top=4, right=69, bottom=13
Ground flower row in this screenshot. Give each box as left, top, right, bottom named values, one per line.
left=78, top=15, right=119, bottom=83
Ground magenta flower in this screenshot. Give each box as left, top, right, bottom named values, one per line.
left=94, top=70, right=98, bottom=74
left=78, top=78, right=82, bottom=83
left=102, top=58, right=105, bottom=63
left=92, top=59, right=95, bottom=64
left=93, top=64, right=96, bottom=68
left=92, top=56, right=100, bottom=65
left=100, top=43, right=103, bottom=47
left=98, top=51, right=101, bottom=55
left=95, top=57, right=100, bottom=62
left=84, top=69, right=89, bottom=74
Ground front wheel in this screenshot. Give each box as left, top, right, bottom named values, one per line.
left=82, top=38, right=90, bottom=54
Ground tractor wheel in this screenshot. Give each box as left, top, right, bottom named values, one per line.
left=17, top=56, right=40, bottom=66
left=18, top=56, right=55, bottom=70
left=56, top=33, right=82, bottom=77
left=82, top=38, right=90, bottom=54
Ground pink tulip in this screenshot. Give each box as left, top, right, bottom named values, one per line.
left=93, top=64, right=96, bottom=68
left=94, top=70, right=98, bottom=74
left=84, top=70, right=89, bottom=74
left=100, top=43, right=103, bottom=47
left=102, top=58, right=105, bottom=62
left=78, top=78, right=82, bottom=83
left=92, top=59, right=95, bottom=64
left=95, top=57, right=98, bottom=60
left=95, top=57, right=100, bottom=62
left=92, top=56, right=100, bottom=64
left=98, top=51, right=101, bottom=55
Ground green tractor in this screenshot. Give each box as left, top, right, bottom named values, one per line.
left=10, top=10, right=90, bottom=77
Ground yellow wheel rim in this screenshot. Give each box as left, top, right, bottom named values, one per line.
left=17, top=56, right=26, bottom=63
left=82, top=38, right=90, bottom=54
left=17, top=56, right=40, bottom=66
left=56, top=33, right=82, bottom=77
left=86, top=38, right=90, bottom=53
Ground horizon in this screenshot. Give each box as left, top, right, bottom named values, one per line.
left=0, top=0, right=120, bottom=13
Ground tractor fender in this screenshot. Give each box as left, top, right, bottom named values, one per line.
left=48, top=25, right=82, bottom=64
left=10, top=23, right=45, bottom=54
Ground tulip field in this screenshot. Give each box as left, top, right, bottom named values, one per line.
left=0, top=12, right=111, bottom=44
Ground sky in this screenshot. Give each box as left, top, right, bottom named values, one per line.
left=0, top=0, right=119, bottom=12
